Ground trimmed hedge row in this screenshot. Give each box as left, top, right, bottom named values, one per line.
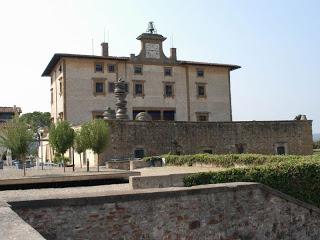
left=183, top=159, right=320, bottom=207
left=153, top=153, right=311, bottom=168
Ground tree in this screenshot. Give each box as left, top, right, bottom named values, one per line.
left=49, top=121, right=75, bottom=172
left=20, top=112, right=51, bottom=131
left=87, top=119, right=109, bottom=172
left=0, top=118, right=34, bottom=176
left=74, top=125, right=90, bottom=168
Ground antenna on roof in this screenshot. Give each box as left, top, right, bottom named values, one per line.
left=91, top=38, right=94, bottom=55
left=108, top=30, right=110, bottom=43
left=103, top=27, right=106, bottom=42
left=171, top=34, right=174, bottom=48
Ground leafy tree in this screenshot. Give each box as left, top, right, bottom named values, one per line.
left=20, top=111, right=51, bottom=131
left=87, top=119, right=109, bottom=172
left=74, top=125, right=90, bottom=168
left=314, top=140, right=320, bottom=150
left=0, top=118, right=34, bottom=176
left=49, top=121, right=75, bottom=171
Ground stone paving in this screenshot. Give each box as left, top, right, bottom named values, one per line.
left=0, top=166, right=125, bottom=179
left=0, top=165, right=220, bottom=202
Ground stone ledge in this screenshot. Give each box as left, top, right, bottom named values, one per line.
left=0, top=205, right=45, bottom=240
left=130, top=173, right=191, bottom=189
left=0, top=171, right=140, bottom=186
left=8, top=182, right=320, bottom=216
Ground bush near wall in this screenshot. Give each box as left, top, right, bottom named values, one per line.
left=151, top=153, right=310, bottom=168
left=183, top=159, right=320, bottom=207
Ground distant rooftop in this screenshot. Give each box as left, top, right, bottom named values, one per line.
left=0, top=106, right=22, bottom=114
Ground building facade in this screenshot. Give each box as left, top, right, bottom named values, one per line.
left=0, top=105, right=22, bottom=124
left=42, top=26, right=240, bottom=125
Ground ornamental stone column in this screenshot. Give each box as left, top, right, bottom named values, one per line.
left=114, top=78, right=129, bottom=120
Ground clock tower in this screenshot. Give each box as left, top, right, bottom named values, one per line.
left=132, top=22, right=176, bottom=64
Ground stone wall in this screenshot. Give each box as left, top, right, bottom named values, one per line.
left=106, top=160, right=130, bottom=170
left=130, top=173, right=190, bottom=189
left=11, top=183, right=320, bottom=240
left=101, top=120, right=313, bottom=163
left=0, top=201, right=44, bottom=240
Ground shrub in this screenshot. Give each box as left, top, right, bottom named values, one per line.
left=161, top=153, right=308, bottom=168
left=53, top=153, right=69, bottom=164
left=183, top=159, right=320, bottom=207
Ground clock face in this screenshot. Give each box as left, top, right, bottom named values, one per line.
left=145, top=43, right=160, bottom=59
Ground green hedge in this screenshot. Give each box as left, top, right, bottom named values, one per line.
left=160, top=153, right=311, bottom=168
left=183, top=159, right=320, bottom=207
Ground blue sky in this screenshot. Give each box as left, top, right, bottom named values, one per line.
left=0, top=0, right=319, bottom=132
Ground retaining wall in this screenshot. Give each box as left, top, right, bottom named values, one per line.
left=101, top=120, right=313, bottom=163
left=11, top=182, right=320, bottom=240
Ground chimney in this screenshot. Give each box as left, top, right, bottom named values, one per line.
left=101, top=42, right=109, bottom=57
left=170, top=48, right=177, bottom=61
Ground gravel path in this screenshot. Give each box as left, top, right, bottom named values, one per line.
left=0, top=166, right=220, bottom=202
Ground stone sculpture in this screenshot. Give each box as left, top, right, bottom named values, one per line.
left=103, top=107, right=116, bottom=120
left=135, top=112, right=152, bottom=121
left=114, top=78, right=129, bottom=120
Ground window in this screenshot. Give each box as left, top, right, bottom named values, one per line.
left=59, top=78, right=63, bottom=96
left=134, top=65, right=143, bottom=74
left=92, top=78, right=106, bottom=96
left=275, top=143, right=288, bottom=155
left=196, top=112, right=209, bottom=122
left=109, top=82, right=129, bottom=93
left=58, top=112, right=64, bottom=121
left=108, top=82, right=115, bottom=93
left=203, top=149, right=213, bottom=154
left=235, top=144, right=245, bottom=154
left=164, top=67, right=172, bottom=76
left=58, top=65, right=62, bottom=73
left=134, top=149, right=145, bottom=159
left=277, top=146, right=286, bottom=155
left=135, top=84, right=143, bottom=95
left=148, top=111, right=161, bottom=120
left=164, top=82, right=174, bottom=97
left=197, top=69, right=204, bottom=77
left=196, top=83, right=206, bottom=98
left=50, top=88, right=53, bottom=104
left=96, top=82, right=104, bottom=93
left=133, top=81, right=144, bottom=97
left=108, top=64, right=115, bottom=73
left=163, top=111, right=175, bottom=121
left=94, top=63, right=104, bottom=73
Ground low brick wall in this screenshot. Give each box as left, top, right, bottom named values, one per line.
left=130, top=173, right=190, bottom=189
left=11, top=182, right=320, bottom=240
left=106, top=160, right=130, bottom=170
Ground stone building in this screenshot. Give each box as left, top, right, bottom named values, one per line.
left=42, top=23, right=240, bottom=125
left=0, top=105, right=22, bottom=124
left=41, top=23, right=313, bottom=166
left=0, top=105, right=22, bottom=161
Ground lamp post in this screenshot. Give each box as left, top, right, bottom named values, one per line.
left=38, top=128, right=44, bottom=170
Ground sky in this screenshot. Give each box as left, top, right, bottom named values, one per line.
left=0, top=0, right=319, bottom=133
